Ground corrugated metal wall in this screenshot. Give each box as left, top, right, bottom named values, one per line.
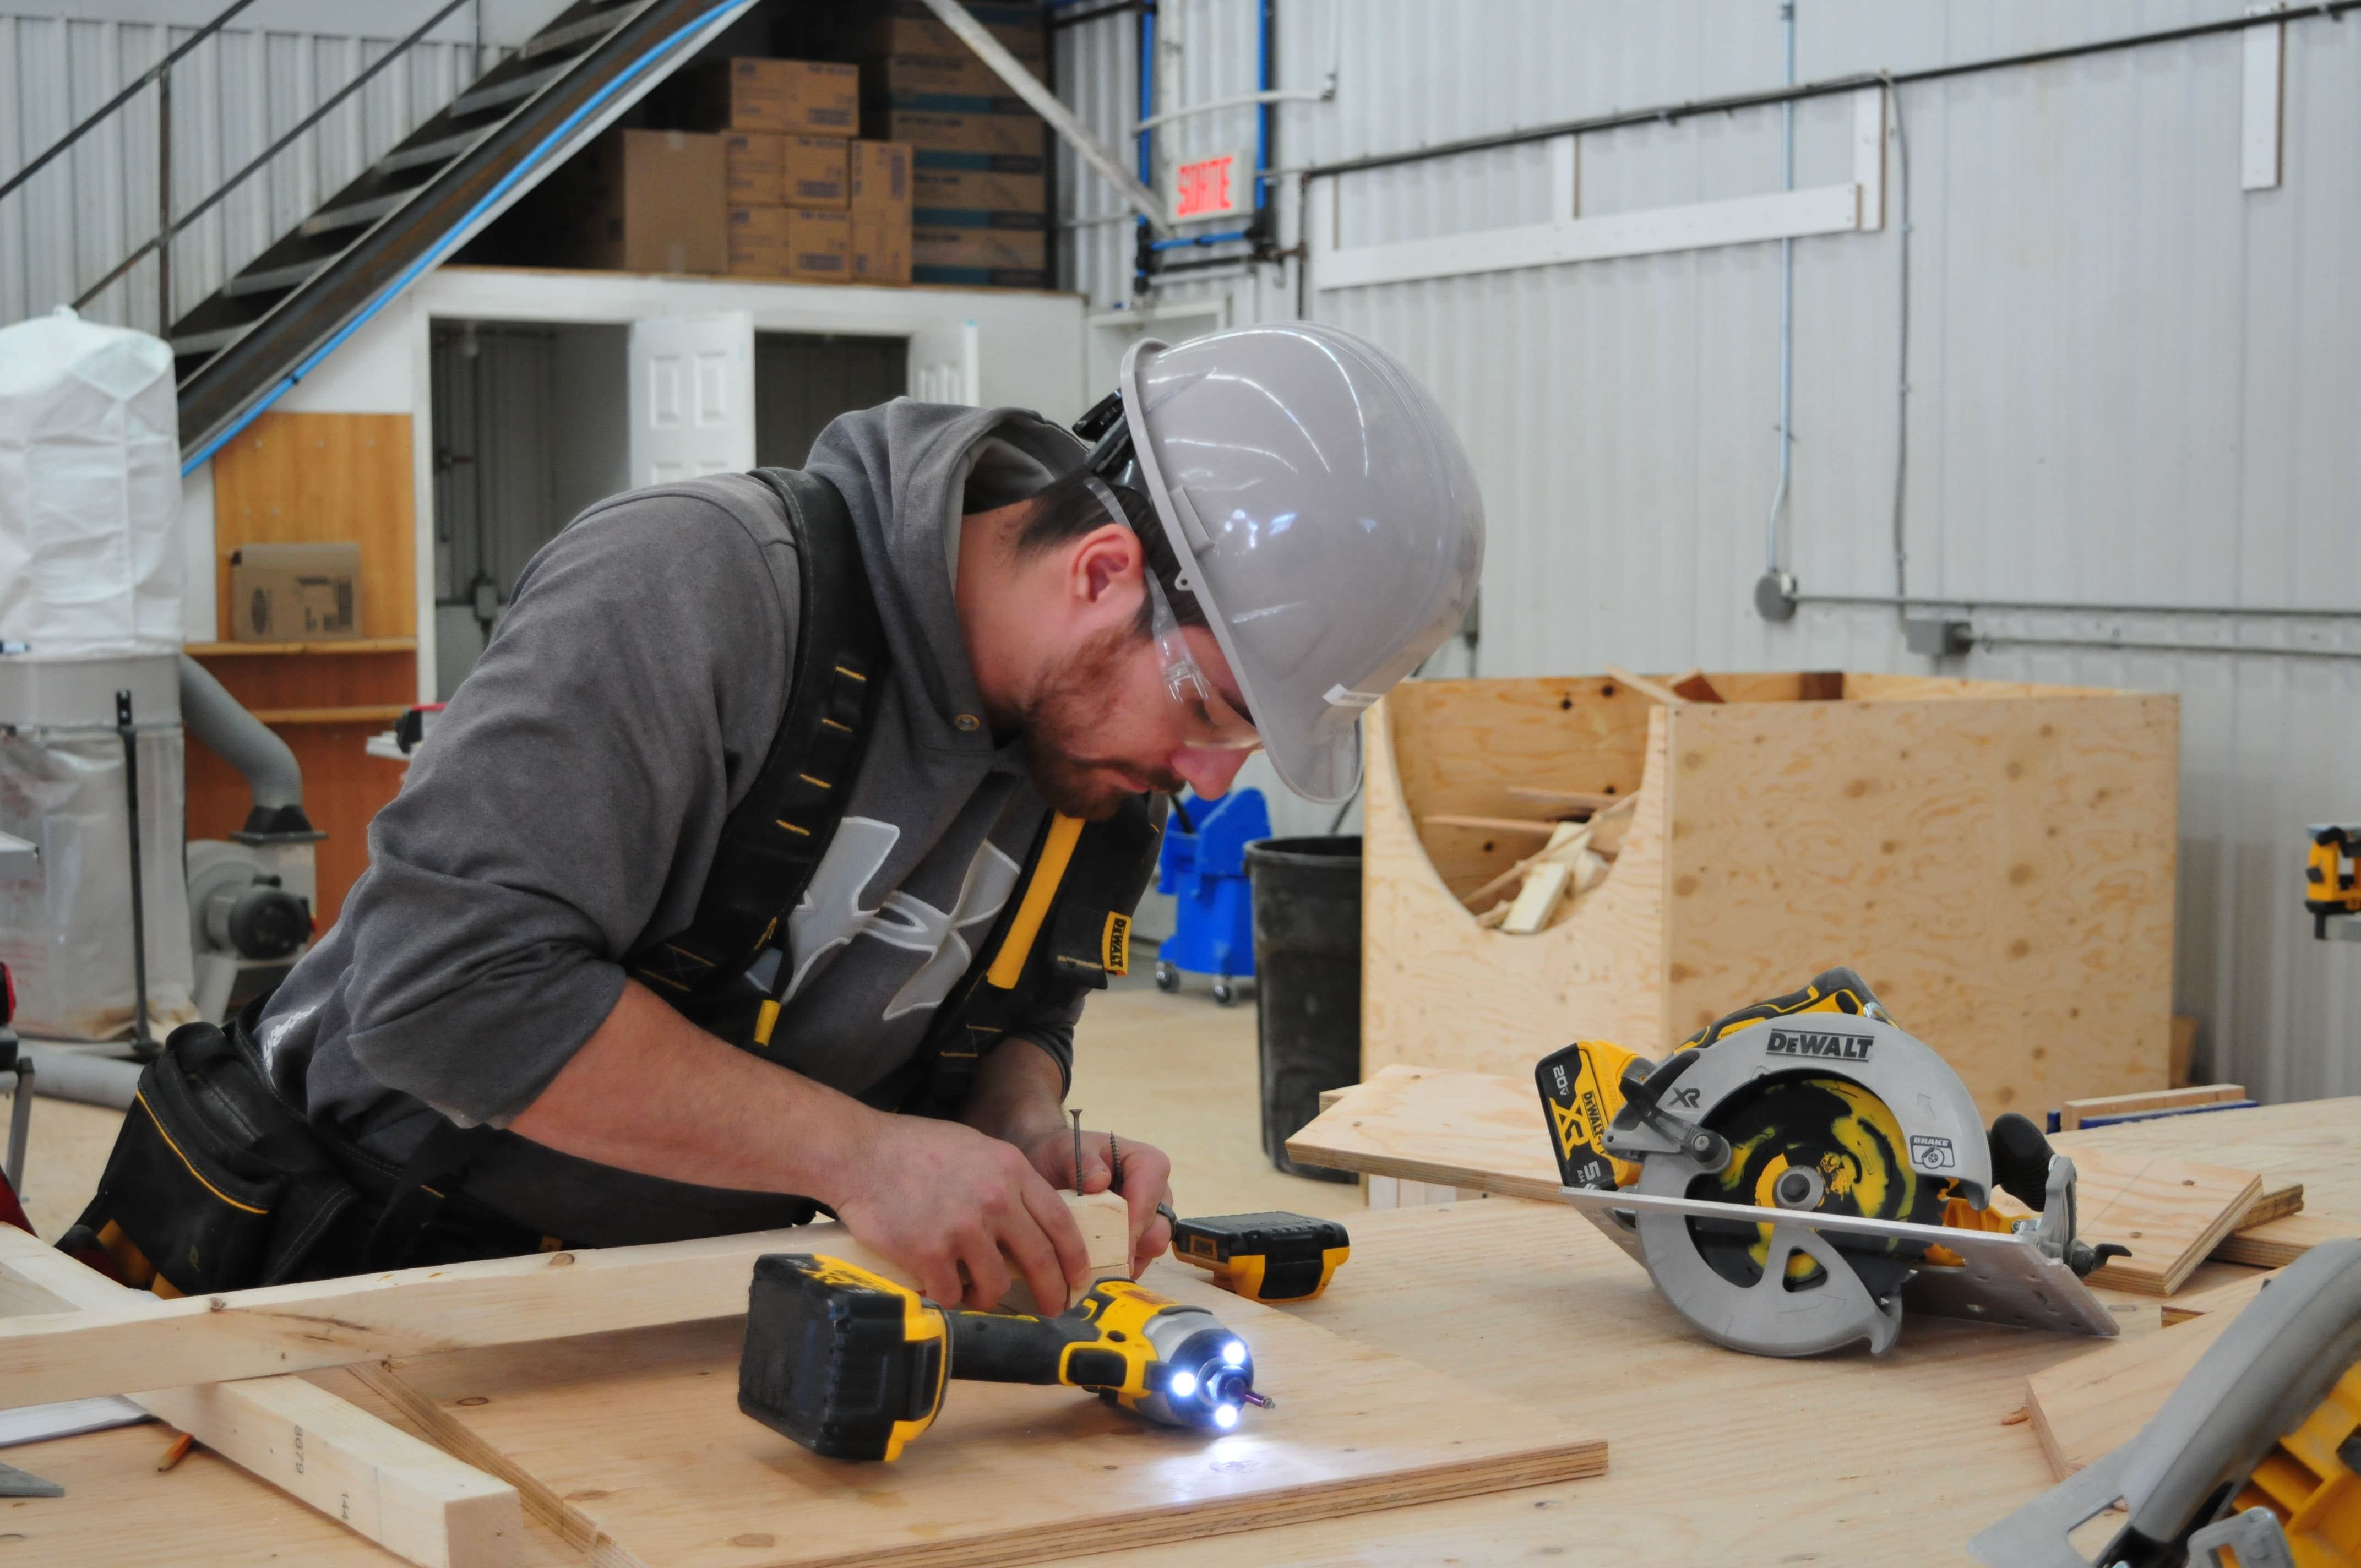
left=0, top=8, right=524, bottom=335
left=1055, top=1, right=2361, bottom=1103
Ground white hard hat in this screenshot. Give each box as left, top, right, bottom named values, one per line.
left=1080, top=323, right=1485, bottom=803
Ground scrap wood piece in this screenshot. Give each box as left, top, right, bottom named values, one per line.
left=1602, top=663, right=1688, bottom=707
left=1287, top=1065, right=1562, bottom=1202
left=1500, top=861, right=1573, bottom=935
left=2024, top=1270, right=2275, bottom=1480
left=1504, top=786, right=1626, bottom=813
left=1460, top=814, right=1617, bottom=911
left=2056, top=1082, right=2249, bottom=1131
left=1665, top=668, right=1726, bottom=703
left=2242, top=1177, right=2305, bottom=1228
left=1989, top=1148, right=2261, bottom=1296
left=0, top=1191, right=1131, bottom=1413
left=1421, top=814, right=1564, bottom=835
left=0, top=1222, right=519, bottom=1568
left=2213, top=1212, right=2354, bottom=1270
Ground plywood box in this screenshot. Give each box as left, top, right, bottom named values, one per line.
left=1363, top=672, right=2180, bottom=1119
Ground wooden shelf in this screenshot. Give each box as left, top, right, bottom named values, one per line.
left=187, top=638, right=418, bottom=657
left=246, top=705, right=411, bottom=726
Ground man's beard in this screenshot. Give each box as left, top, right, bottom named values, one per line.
left=1008, top=624, right=1184, bottom=818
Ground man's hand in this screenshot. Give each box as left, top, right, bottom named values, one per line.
left=830, top=1112, right=1092, bottom=1314
left=1016, top=1124, right=1174, bottom=1281
left=961, top=1037, right=1177, bottom=1281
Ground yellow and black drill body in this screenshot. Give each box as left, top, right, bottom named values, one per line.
left=739, top=1254, right=1267, bottom=1462
left=2308, top=824, right=2361, bottom=939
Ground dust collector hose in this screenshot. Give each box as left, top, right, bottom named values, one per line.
left=177, top=654, right=314, bottom=836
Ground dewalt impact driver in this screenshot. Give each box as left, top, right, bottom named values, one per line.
left=738, top=1254, right=1272, bottom=1461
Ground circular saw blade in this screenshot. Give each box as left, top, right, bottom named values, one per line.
left=1684, top=1074, right=1948, bottom=1300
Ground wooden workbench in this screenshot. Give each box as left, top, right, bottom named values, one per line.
left=8, top=1099, right=2352, bottom=1567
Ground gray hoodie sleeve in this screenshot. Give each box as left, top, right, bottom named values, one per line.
left=340, top=484, right=797, bottom=1125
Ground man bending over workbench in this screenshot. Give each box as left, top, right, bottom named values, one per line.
left=67, top=324, right=1482, bottom=1313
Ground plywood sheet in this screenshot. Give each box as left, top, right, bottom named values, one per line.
left=2054, top=1098, right=2361, bottom=1218
left=1286, top=1065, right=1558, bottom=1200
left=1987, top=1148, right=2261, bottom=1295
left=2023, top=1271, right=2273, bottom=1479
left=1662, top=694, right=2179, bottom=1118
left=2213, top=1212, right=2355, bottom=1269
left=366, top=1265, right=1606, bottom=1568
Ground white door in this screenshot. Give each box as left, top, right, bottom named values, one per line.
left=907, top=318, right=980, bottom=406
left=628, top=312, right=754, bottom=486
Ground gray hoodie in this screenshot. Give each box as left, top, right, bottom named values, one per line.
left=255, top=401, right=1090, bottom=1168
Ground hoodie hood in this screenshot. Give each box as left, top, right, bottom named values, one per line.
left=806, top=400, right=1086, bottom=739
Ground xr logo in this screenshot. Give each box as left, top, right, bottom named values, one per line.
left=784, top=817, right=1022, bottom=1020
left=1666, top=1087, right=1703, bottom=1110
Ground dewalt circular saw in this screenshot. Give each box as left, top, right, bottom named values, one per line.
left=1537, top=968, right=2128, bottom=1357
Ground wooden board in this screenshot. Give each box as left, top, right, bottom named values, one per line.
left=0, top=1194, right=1131, bottom=1410
left=210, top=411, right=417, bottom=641
left=1361, top=676, right=2180, bottom=1122
left=2213, top=1212, right=2355, bottom=1268
left=1987, top=1148, right=2261, bottom=1295
left=2056, top=1082, right=2246, bottom=1130
left=1286, top=1065, right=1560, bottom=1201
left=2052, top=1099, right=2361, bottom=1218
left=0, top=1223, right=519, bottom=1568
left=2023, top=1270, right=2275, bottom=1478
left=356, top=1263, right=1606, bottom=1568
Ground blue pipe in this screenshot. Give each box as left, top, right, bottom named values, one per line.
left=1133, top=2, right=1152, bottom=292
left=1150, top=228, right=1252, bottom=250
left=182, top=0, right=759, bottom=476
left=1255, top=0, right=1271, bottom=213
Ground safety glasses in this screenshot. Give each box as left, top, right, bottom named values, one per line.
left=1080, top=472, right=1261, bottom=755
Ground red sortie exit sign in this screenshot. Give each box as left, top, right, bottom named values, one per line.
left=1171, top=149, right=1254, bottom=223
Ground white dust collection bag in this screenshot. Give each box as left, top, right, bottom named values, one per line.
left=0, top=309, right=197, bottom=1039
left=0, top=307, right=184, bottom=656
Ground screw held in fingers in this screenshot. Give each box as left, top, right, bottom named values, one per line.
left=1070, top=1107, right=1085, bottom=1195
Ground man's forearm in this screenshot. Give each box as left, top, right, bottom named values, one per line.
left=508, top=976, right=882, bottom=1205
left=959, top=1035, right=1072, bottom=1153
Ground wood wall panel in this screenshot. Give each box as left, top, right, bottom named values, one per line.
left=210, top=411, right=416, bottom=640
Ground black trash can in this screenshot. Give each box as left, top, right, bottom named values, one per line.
left=1245, top=835, right=1362, bottom=1182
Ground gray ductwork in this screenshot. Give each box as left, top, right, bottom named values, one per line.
left=177, top=654, right=317, bottom=839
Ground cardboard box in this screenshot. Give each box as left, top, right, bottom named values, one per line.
left=676, top=58, right=861, bottom=135
left=867, top=10, right=1045, bottom=65
left=781, top=135, right=849, bottom=207
left=865, top=51, right=1019, bottom=103
left=851, top=210, right=912, bottom=285
left=848, top=139, right=912, bottom=217
left=727, top=204, right=792, bottom=276
left=912, top=147, right=1045, bottom=177
left=535, top=129, right=726, bottom=274
left=913, top=224, right=1045, bottom=276
left=228, top=542, right=362, bottom=641
left=912, top=263, right=1049, bottom=290
left=912, top=165, right=1046, bottom=226
left=723, top=132, right=784, bottom=204
left=878, top=109, right=1044, bottom=159
left=787, top=208, right=852, bottom=280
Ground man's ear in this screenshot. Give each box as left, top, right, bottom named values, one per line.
left=1069, top=522, right=1144, bottom=609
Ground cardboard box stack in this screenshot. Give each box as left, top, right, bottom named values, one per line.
left=863, top=1, right=1052, bottom=288
left=670, top=56, right=914, bottom=287
left=518, top=128, right=728, bottom=275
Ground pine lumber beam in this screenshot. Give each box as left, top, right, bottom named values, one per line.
left=0, top=1192, right=1132, bottom=1412
left=2055, top=1082, right=2249, bottom=1130
left=0, top=1223, right=520, bottom=1568
left=1601, top=663, right=1689, bottom=706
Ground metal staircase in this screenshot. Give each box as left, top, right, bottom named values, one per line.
left=2, top=0, right=754, bottom=465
